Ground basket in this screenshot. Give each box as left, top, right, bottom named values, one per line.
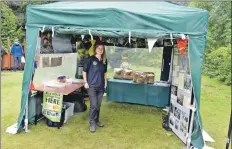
left=122, top=69, right=134, bottom=80
left=146, top=72, right=155, bottom=84
left=113, top=68, right=124, bottom=79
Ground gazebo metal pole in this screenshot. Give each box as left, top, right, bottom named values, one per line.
left=186, top=99, right=196, bottom=149
left=226, top=111, right=232, bottom=149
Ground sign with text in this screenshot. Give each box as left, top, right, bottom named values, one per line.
left=42, top=92, right=63, bottom=122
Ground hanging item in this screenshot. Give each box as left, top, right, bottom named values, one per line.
left=51, top=26, right=55, bottom=37
left=180, top=34, right=186, bottom=40
left=128, top=32, right=131, bottom=44
left=81, top=35, right=85, bottom=40
left=41, top=25, right=45, bottom=33
left=88, top=40, right=96, bottom=56
left=88, top=30, right=93, bottom=40
left=147, top=38, right=158, bottom=53
left=176, top=38, right=188, bottom=55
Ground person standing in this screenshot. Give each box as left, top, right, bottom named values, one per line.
left=10, top=39, right=23, bottom=71
left=40, top=37, right=54, bottom=54
left=83, top=42, right=107, bottom=133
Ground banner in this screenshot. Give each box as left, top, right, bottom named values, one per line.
left=42, top=92, right=63, bottom=122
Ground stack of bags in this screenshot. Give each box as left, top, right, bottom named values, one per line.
left=113, top=68, right=134, bottom=80
left=113, top=68, right=155, bottom=84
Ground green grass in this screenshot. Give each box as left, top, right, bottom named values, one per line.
left=1, top=71, right=231, bottom=149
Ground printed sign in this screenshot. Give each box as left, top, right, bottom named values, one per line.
left=169, top=49, right=193, bottom=144
left=42, top=92, right=63, bottom=122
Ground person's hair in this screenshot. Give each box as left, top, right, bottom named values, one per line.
left=94, top=42, right=106, bottom=64
left=123, top=53, right=128, bottom=58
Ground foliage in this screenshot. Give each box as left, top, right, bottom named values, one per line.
left=189, top=2, right=231, bottom=85
left=189, top=2, right=231, bottom=52
left=204, top=45, right=231, bottom=85
left=19, top=0, right=55, bottom=17
left=1, top=1, right=54, bottom=51
left=0, top=2, right=23, bottom=51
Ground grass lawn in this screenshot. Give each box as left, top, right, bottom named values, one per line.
left=1, top=71, right=231, bottom=149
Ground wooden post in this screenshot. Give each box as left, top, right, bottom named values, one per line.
left=23, top=38, right=26, bottom=56
left=22, top=38, right=26, bottom=69
left=7, top=39, right=11, bottom=70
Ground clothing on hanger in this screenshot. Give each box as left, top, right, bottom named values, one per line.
left=176, top=38, right=188, bottom=55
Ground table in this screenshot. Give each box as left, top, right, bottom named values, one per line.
left=106, top=78, right=170, bottom=107
left=29, top=82, right=84, bottom=124
left=33, top=82, right=84, bottom=95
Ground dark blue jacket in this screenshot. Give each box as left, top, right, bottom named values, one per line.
left=83, top=56, right=107, bottom=88
left=11, top=44, right=23, bottom=57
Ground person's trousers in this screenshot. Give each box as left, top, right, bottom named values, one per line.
left=13, top=56, right=22, bottom=71
left=88, top=87, right=104, bottom=126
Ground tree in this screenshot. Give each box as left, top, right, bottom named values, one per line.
left=189, top=2, right=231, bottom=85
left=204, top=45, right=231, bottom=85
left=189, top=2, right=231, bottom=52
left=19, top=0, right=55, bottom=25
left=1, top=2, right=24, bottom=51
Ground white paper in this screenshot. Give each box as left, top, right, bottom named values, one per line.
left=178, top=73, right=185, bottom=89
left=183, top=95, right=191, bottom=107
left=175, top=66, right=180, bottom=71
left=173, top=55, right=178, bottom=65
left=172, top=71, right=177, bottom=77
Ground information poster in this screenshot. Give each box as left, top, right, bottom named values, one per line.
left=42, top=92, right=63, bottom=122
left=169, top=49, right=192, bottom=144
left=169, top=99, right=190, bottom=143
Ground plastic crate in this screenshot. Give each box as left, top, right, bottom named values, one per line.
left=63, top=102, right=74, bottom=123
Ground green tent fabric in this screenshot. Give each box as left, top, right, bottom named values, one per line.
left=18, top=2, right=208, bottom=149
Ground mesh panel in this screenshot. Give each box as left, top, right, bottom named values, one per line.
left=105, top=46, right=163, bottom=81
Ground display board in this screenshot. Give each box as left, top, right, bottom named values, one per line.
left=42, top=92, right=63, bottom=122
left=169, top=47, right=193, bottom=144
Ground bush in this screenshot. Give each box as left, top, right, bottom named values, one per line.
left=203, top=45, right=231, bottom=85
left=1, top=2, right=24, bottom=51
